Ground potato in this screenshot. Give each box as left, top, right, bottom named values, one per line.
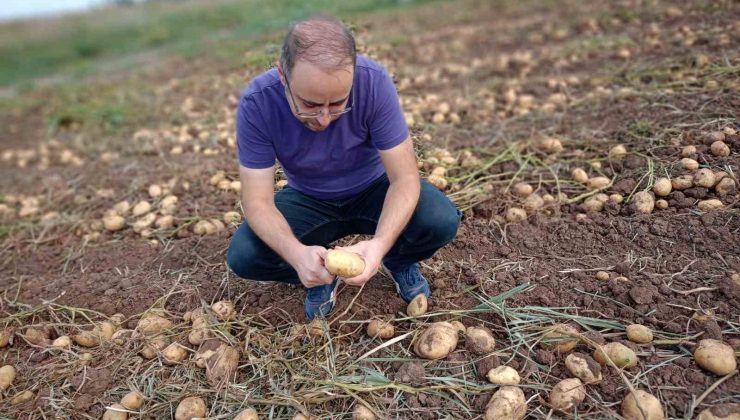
left=536, top=137, right=563, bottom=154
left=465, top=326, right=496, bottom=355
left=596, top=271, right=609, bottom=281
left=715, top=177, right=736, bottom=194
left=0, top=327, right=13, bottom=348
left=136, top=315, right=172, bottom=336
left=486, top=366, right=520, bottom=385
left=655, top=199, right=668, bottom=210
left=155, top=215, right=174, bottom=229
left=633, top=191, right=655, bottom=214
left=223, top=211, right=241, bottom=225
left=672, top=175, right=694, bottom=190
left=427, top=174, right=448, bottom=190
left=431, top=166, right=446, bottom=176
left=292, top=414, right=312, bottom=420
left=512, top=182, right=533, bottom=197
left=139, top=337, right=168, bottom=359
left=132, top=200, right=152, bottom=217
left=583, top=198, right=604, bottom=212
left=121, top=390, right=144, bottom=410
left=698, top=199, right=724, bottom=212
left=484, top=386, right=526, bottom=420
left=0, top=365, right=16, bottom=390
left=162, top=342, right=189, bottom=365
left=549, top=378, right=586, bottom=411
left=10, top=390, right=34, bottom=405
left=609, top=144, right=627, bottom=159
left=367, top=320, right=394, bottom=339
left=681, top=145, right=696, bottom=157
left=352, top=405, right=376, bottom=420
left=52, top=335, right=72, bottom=348
left=681, top=158, right=699, bottom=171
left=103, top=215, right=126, bottom=231
left=694, top=168, right=716, bottom=188
left=111, top=329, right=134, bottom=346
left=565, top=352, right=603, bottom=384
left=541, top=324, right=579, bottom=353
left=693, top=339, right=737, bottom=375
left=594, top=342, right=637, bottom=368
left=626, top=324, right=653, bottom=344
left=194, top=349, right=215, bottom=369
left=113, top=200, right=131, bottom=216
left=175, top=396, right=206, bottom=420
left=211, top=300, right=236, bottom=321
left=325, top=249, right=365, bottom=278
left=193, top=220, right=216, bottom=235
left=234, top=408, right=259, bottom=420
left=407, top=294, right=428, bottom=317
left=102, top=404, right=128, bottom=420
left=23, top=327, right=50, bottom=346
left=133, top=213, right=156, bottom=233
left=653, top=178, right=672, bottom=197
left=450, top=321, right=466, bottom=335
left=506, top=207, right=527, bottom=223
left=622, top=390, right=665, bottom=420
left=594, top=193, right=609, bottom=203
left=587, top=176, right=610, bottom=190
left=206, top=343, right=240, bottom=385
left=80, top=352, right=93, bottom=363
left=710, top=141, right=730, bottom=157
left=188, top=323, right=211, bottom=346
left=522, top=194, right=544, bottom=212
left=697, top=405, right=740, bottom=420
left=414, top=322, right=459, bottom=360
left=571, top=168, right=589, bottom=184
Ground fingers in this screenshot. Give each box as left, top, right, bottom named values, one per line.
left=315, top=246, right=328, bottom=260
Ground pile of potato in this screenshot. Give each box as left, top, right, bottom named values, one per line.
left=420, top=147, right=482, bottom=191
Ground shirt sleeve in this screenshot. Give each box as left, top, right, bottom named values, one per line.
left=236, top=95, right=276, bottom=169
left=368, top=68, right=409, bottom=150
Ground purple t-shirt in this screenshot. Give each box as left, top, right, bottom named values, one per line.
left=236, top=55, right=408, bottom=200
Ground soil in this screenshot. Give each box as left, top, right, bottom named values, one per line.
left=1, top=0, right=739, bottom=418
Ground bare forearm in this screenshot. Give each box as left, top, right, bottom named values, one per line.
left=243, top=201, right=302, bottom=265
left=374, top=175, right=420, bottom=254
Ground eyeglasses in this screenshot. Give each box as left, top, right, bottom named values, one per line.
left=284, top=75, right=354, bottom=118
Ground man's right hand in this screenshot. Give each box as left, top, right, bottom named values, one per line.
left=289, top=245, right=335, bottom=288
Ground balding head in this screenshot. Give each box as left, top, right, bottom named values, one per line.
left=280, top=15, right=356, bottom=80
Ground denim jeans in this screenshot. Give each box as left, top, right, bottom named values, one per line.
left=226, top=174, right=462, bottom=284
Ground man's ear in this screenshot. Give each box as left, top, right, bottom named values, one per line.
left=277, top=62, right=286, bottom=85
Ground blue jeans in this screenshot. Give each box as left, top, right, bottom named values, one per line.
left=226, top=174, right=462, bottom=284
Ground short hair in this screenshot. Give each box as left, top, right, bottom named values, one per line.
left=280, top=15, right=356, bottom=80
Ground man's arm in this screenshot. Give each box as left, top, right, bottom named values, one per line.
left=239, top=165, right=334, bottom=288
left=341, top=137, right=420, bottom=286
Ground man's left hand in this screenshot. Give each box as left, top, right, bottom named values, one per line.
left=337, top=239, right=386, bottom=286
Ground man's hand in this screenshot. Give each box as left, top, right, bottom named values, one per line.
left=337, top=239, right=385, bottom=286
left=289, top=245, right=335, bottom=288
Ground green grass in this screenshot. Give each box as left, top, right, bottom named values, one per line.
left=0, top=0, right=436, bottom=87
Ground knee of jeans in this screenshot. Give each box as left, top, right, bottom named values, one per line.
left=226, top=235, right=260, bottom=279
left=417, top=205, right=461, bottom=246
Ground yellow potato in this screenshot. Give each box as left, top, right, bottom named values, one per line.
left=352, top=404, right=376, bottom=420
left=694, top=168, right=716, bottom=188
left=622, top=390, right=665, bottom=420
left=693, top=339, right=736, bottom=375
left=506, top=207, right=527, bottom=223
left=324, top=249, right=365, bottom=278
left=486, top=366, right=520, bottom=385
left=565, top=353, right=603, bottom=384
left=484, top=386, right=526, bottom=420
left=162, top=343, right=189, bottom=365
left=512, top=182, right=533, bottom=197
left=0, top=365, right=16, bottom=391
left=366, top=320, right=394, bottom=339
left=234, top=408, right=259, bottom=420
left=571, top=168, right=589, bottom=183
left=102, top=404, right=128, bottom=420
left=407, top=294, right=428, bottom=317
left=549, top=378, right=586, bottom=411
left=626, top=324, right=653, bottom=344
left=680, top=158, right=699, bottom=171
left=541, top=324, right=579, bottom=353
left=414, top=322, right=458, bottom=360
left=653, top=178, right=672, bottom=196
left=52, top=335, right=72, bottom=349
left=175, top=396, right=206, bottom=420
left=698, top=199, right=724, bottom=212
left=465, top=326, right=496, bottom=355
left=139, top=337, right=168, bottom=359
left=427, top=174, right=448, bottom=190
left=633, top=191, right=655, bottom=214
left=697, top=405, right=740, bottom=420
left=587, top=176, right=610, bottom=190
left=522, top=194, right=544, bottom=212
left=594, top=342, right=638, bottom=368
left=710, top=141, right=730, bottom=157
left=121, top=390, right=144, bottom=410
left=10, top=390, right=34, bottom=405
left=206, top=343, right=240, bottom=385
left=672, top=175, right=694, bottom=190
left=609, top=144, right=627, bottom=159
left=211, top=300, right=236, bottom=321
left=136, top=315, right=172, bottom=337
left=0, top=327, right=13, bottom=348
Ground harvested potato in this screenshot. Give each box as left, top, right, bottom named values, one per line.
left=694, top=339, right=736, bottom=375
left=162, top=342, right=189, bottom=365
left=594, top=193, right=610, bottom=203
left=292, top=414, right=312, bottom=420
left=506, top=207, right=527, bottom=223
left=121, top=390, right=144, bottom=410
left=541, top=324, right=579, bottom=353
left=22, top=327, right=50, bottom=346
left=594, top=342, right=637, bottom=368
left=79, top=353, right=93, bottom=363
left=113, top=200, right=131, bottom=215
left=324, top=249, right=365, bottom=278
left=111, top=329, right=134, bottom=346
left=52, top=335, right=72, bottom=348
left=622, top=390, right=665, bottom=420
left=484, top=386, right=526, bottom=420
left=655, top=199, right=668, bottom=210
left=132, top=200, right=152, bottom=217
left=0, top=365, right=16, bottom=391
left=450, top=321, right=466, bottom=335
left=626, top=324, right=653, bottom=344
left=694, top=169, right=716, bottom=188
left=698, top=199, right=724, bottom=212
left=681, top=145, right=696, bottom=157
left=697, top=405, right=740, bottom=420
left=73, top=331, right=99, bottom=347
left=414, top=322, right=458, bottom=360
left=522, top=194, right=544, bottom=212
left=681, top=158, right=699, bottom=171
left=175, top=396, right=206, bottom=420
left=465, top=326, right=496, bottom=355
left=486, top=366, right=520, bottom=385
left=609, top=144, right=627, bottom=159
left=549, top=378, right=586, bottom=411
left=206, top=343, right=240, bottom=385
left=587, top=176, right=610, bottom=190
left=352, top=405, right=376, bottom=420
left=710, top=141, right=730, bottom=157
left=194, top=349, right=215, bottom=369
left=571, top=168, right=589, bottom=184
left=234, top=408, right=259, bottom=420
left=512, top=182, right=533, bottom=197
left=672, top=175, right=694, bottom=190
left=139, top=337, right=168, bottom=359
left=407, top=294, right=428, bottom=317
left=431, top=166, right=446, bottom=176
left=211, top=300, right=236, bottom=321
left=102, top=404, right=128, bottom=420
left=427, top=174, right=448, bottom=190
left=136, top=315, right=172, bottom=336
left=715, top=177, right=736, bottom=194
left=536, top=137, right=563, bottom=153
left=0, top=327, right=13, bottom=348
left=188, top=317, right=211, bottom=346
left=653, top=178, right=672, bottom=197
left=596, top=271, right=609, bottom=281
left=583, top=198, right=604, bottom=212
left=155, top=215, right=174, bottom=229
left=193, top=220, right=217, bottom=235
left=103, top=215, right=126, bottom=231
left=367, top=320, right=394, bottom=339
left=565, top=353, right=603, bottom=384
left=223, top=211, right=241, bottom=224
left=633, top=191, right=655, bottom=214
left=10, top=390, right=34, bottom=405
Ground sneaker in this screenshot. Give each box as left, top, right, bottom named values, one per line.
left=304, top=277, right=340, bottom=320
left=383, top=263, right=431, bottom=303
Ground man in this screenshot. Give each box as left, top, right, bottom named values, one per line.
left=227, top=15, right=461, bottom=320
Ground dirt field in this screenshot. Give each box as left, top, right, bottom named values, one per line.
left=1, top=0, right=739, bottom=418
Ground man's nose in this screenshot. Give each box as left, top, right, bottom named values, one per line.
left=317, top=111, right=332, bottom=127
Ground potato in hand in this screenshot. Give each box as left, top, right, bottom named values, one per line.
left=324, top=249, right=365, bottom=278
